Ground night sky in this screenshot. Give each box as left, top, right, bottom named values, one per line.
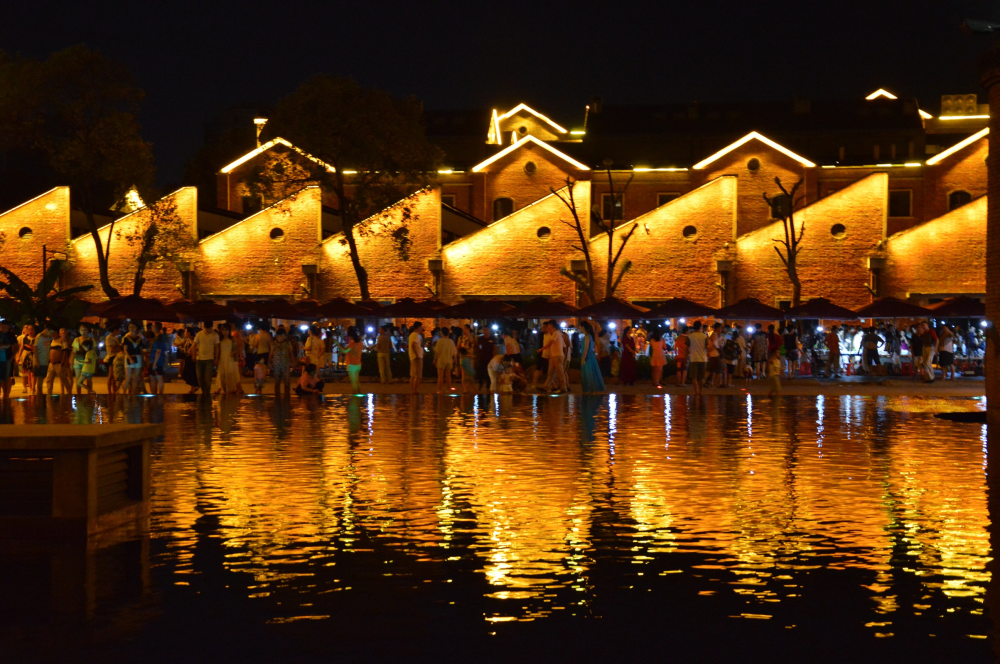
left=3, top=0, right=994, bottom=184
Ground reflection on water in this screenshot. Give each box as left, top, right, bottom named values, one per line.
left=0, top=394, right=994, bottom=661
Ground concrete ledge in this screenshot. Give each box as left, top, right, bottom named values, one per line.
left=0, top=424, right=165, bottom=450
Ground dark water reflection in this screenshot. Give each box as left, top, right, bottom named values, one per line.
left=0, top=393, right=995, bottom=662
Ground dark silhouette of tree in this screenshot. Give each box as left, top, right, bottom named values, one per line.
left=763, top=177, right=806, bottom=307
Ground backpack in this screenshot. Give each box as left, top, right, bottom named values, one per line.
left=723, top=339, right=739, bottom=361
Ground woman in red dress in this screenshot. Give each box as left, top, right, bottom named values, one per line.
left=620, top=326, right=637, bottom=385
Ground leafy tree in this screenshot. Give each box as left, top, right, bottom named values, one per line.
left=113, top=194, right=195, bottom=296
left=763, top=177, right=806, bottom=307
left=243, top=75, right=442, bottom=299
left=0, top=262, right=93, bottom=327
left=554, top=169, right=637, bottom=305
left=12, top=46, right=155, bottom=299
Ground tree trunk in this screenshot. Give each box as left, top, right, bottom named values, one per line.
left=84, top=207, right=120, bottom=299
left=343, top=222, right=370, bottom=300
left=788, top=263, right=801, bottom=307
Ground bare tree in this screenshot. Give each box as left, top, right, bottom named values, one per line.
left=554, top=169, right=637, bottom=305
left=763, top=177, right=806, bottom=307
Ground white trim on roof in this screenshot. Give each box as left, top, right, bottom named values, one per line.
left=692, top=131, right=816, bottom=170
left=866, top=89, right=898, bottom=100
left=497, top=103, right=568, bottom=134
left=925, top=127, right=989, bottom=166
left=470, top=135, right=590, bottom=173
left=219, top=137, right=335, bottom=174
left=0, top=186, right=66, bottom=217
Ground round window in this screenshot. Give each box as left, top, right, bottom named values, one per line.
left=682, top=225, right=698, bottom=239
left=747, top=158, right=761, bottom=172
left=518, top=126, right=527, bottom=135
left=18, top=227, right=33, bottom=240
left=270, top=228, right=285, bottom=242
left=831, top=223, right=846, bottom=239
left=524, top=161, right=537, bottom=175
left=537, top=226, right=552, bottom=240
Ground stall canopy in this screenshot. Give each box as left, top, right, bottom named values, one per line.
left=176, top=301, right=240, bottom=323
left=508, top=297, right=579, bottom=319
left=714, top=297, right=785, bottom=321
left=927, top=296, right=985, bottom=318
left=854, top=297, right=931, bottom=319
left=312, top=298, right=374, bottom=319
left=645, top=298, right=716, bottom=320
left=379, top=297, right=439, bottom=318
left=440, top=299, right=516, bottom=319
left=574, top=297, right=649, bottom=319
left=88, top=296, right=180, bottom=323
left=785, top=298, right=859, bottom=320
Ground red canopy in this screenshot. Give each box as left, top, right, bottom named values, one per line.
left=854, top=297, right=931, bottom=319
left=785, top=298, right=859, bottom=320
left=927, top=296, right=985, bottom=318
left=645, top=298, right=716, bottom=320
left=227, top=299, right=315, bottom=320
left=313, top=297, right=374, bottom=319
left=292, top=299, right=322, bottom=313
left=440, top=299, right=516, bottom=319
left=713, top=298, right=785, bottom=321
left=574, top=297, right=649, bottom=319
left=88, top=296, right=180, bottom=323
left=177, top=301, right=240, bottom=323
left=379, top=297, right=439, bottom=318
left=509, top=297, right=579, bottom=318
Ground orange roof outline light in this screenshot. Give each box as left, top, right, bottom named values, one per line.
left=692, top=131, right=816, bottom=170
left=487, top=109, right=503, bottom=145
left=925, top=127, right=989, bottom=165
left=918, top=109, right=933, bottom=120
left=497, top=103, right=568, bottom=134
left=219, top=137, right=335, bottom=174
left=866, top=89, right=898, bottom=100
left=471, top=135, right=590, bottom=172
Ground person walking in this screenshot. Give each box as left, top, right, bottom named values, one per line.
left=674, top=325, right=690, bottom=386
left=920, top=321, right=938, bottom=383
left=475, top=326, right=494, bottom=394
left=541, top=321, right=567, bottom=393
left=46, top=327, right=71, bottom=396
left=687, top=321, right=709, bottom=396
left=375, top=325, right=393, bottom=384
left=434, top=331, right=457, bottom=393
left=338, top=330, right=364, bottom=393
left=648, top=330, right=667, bottom=388
left=269, top=327, right=294, bottom=397
left=751, top=325, right=768, bottom=378
left=408, top=321, right=425, bottom=394
left=121, top=323, right=147, bottom=395
left=193, top=322, right=220, bottom=395
left=578, top=321, right=606, bottom=394
left=17, top=324, right=36, bottom=395
left=783, top=324, right=800, bottom=379
left=938, top=323, right=956, bottom=380
left=214, top=324, right=241, bottom=395
left=149, top=325, right=171, bottom=395
left=32, top=323, right=55, bottom=397
left=825, top=326, right=842, bottom=378
left=707, top=322, right=724, bottom=388
left=619, top=326, right=637, bottom=386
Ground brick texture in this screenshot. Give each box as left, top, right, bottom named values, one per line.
left=733, top=173, right=887, bottom=309
left=883, top=196, right=986, bottom=299
left=67, top=187, right=198, bottom=301
left=0, top=187, right=70, bottom=287
left=480, top=142, right=587, bottom=223
left=594, top=176, right=736, bottom=307
left=924, top=137, right=988, bottom=222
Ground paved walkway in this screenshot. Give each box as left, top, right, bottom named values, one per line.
left=15, top=373, right=986, bottom=398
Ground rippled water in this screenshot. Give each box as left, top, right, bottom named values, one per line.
left=1, top=394, right=995, bottom=662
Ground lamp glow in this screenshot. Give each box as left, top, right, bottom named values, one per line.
left=491, top=324, right=499, bottom=331
left=299, top=324, right=308, bottom=332
left=679, top=318, right=686, bottom=324
left=245, top=324, right=253, bottom=330
left=816, top=326, right=824, bottom=333
left=608, top=322, right=616, bottom=330
left=559, top=322, right=567, bottom=328
left=981, top=320, right=989, bottom=328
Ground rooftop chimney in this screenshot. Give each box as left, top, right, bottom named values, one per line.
left=590, top=95, right=603, bottom=114
left=253, top=117, right=268, bottom=148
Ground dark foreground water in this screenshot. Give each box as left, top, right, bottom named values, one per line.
left=0, top=393, right=996, bottom=662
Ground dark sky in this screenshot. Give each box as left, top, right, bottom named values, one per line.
left=3, top=0, right=995, bottom=184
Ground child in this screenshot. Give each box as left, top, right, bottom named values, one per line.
left=109, top=341, right=126, bottom=398
left=253, top=357, right=267, bottom=393
left=767, top=348, right=782, bottom=397
left=459, top=347, right=475, bottom=394
left=77, top=339, right=97, bottom=395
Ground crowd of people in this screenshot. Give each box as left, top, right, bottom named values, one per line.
left=0, top=314, right=986, bottom=400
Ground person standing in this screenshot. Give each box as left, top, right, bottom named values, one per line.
left=434, top=331, right=457, bottom=393
left=686, top=321, right=709, bottom=396
left=408, top=321, right=425, bottom=394
left=120, top=324, right=147, bottom=395
left=533, top=324, right=551, bottom=390
left=304, top=326, right=326, bottom=371
left=674, top=325, right=690, bottom=386
left=648, top=330, right=667, bottom=388
left=268, top=327, right=294, bottom=397
left=619, top=326, right=637, bottom=386
left=938, top=323, right=956, bottom=380
left=503, top=329, right=522, bottom=366
left=578, top=321, right=606, bottom=394
left=76, top=339, right=97, bottom=395
left=149, top=325, right=171, bottom=395
left=193, top=322, right=220, bottom=395
left=254, top=326, right=272, bottom=367
left=707, top=322, right=724, bottom=388
left=825, top=326, right=842, bottom=378
left=783, top=324, right=800, bottom=379
left=542, top=321, right=567, bottom=392
left=17, top=324, right=37, bottom=395
left=375, top=325, right=394, bottom=384
left=0, top=320, right=19, bottom=400
left=32, top=323, right=55, bottom=397
left=475, top=326, right=494, bottom=394
left=920, top=321, right=938, bottom=383
left=339, top=330, right=364, bottom=393
left=46, top=327, right=71, bottom=396
left=213, top=324, right=241, bottom=395
left=596, top=328, right=612, bottom=378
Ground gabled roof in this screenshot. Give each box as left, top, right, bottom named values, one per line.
left=866, top=88, right=898, bottom=100
left=200, top=186, right=320, bottom=244
left=925, top=127, right=989, bottom=165
left=471, top=135, right=590, bottom=172
left=498, top=103, right=568, bottom=134
left=219, top=137, right=335, bottom=174
left=692, top=131, right=816, bottom=170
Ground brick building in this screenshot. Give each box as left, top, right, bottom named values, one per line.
left=0, top=88, right=987, bottom=312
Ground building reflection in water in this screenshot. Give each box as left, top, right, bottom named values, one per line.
left=0, top=392, right=993, bottom=653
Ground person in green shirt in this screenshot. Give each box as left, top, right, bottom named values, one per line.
left=76, top=339, right=97, bottom=395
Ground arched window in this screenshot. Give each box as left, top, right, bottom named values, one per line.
left=948, top=190, right=972, bottom=211
left=493, top=197, right=514, bottom=220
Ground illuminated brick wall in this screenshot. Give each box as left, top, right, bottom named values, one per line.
left=197, top=186, right=322, bottom=299
left=883, top=196, right=986, bottom=299
left=924, top=136, right=988, bottom=223
left=67, top=187, right=198, bottom=300
left=441, top=182, right=589, bottom=303
left=318, top=188, right=441, bottom=301
left=594, top=177, right=736, bottom=307
left=733, top=173, right=888, bottom=309
left=480, top=145, right=587, bottom=223
left=0, top=187, right=70, bottom=288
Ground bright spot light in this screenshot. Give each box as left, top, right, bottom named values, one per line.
left=531, top=329, right=537, bottom=334
left=748, top=325, right=755, bottom=332
left=367, top=326, right=374, bottom=333
left=98, top=342, right=105, bottom=348
left=816, top=326, right=824, bottom=333
left=491, top=324, right=499, bottom=331
left=559, top=322, right=567, bottom=328
left=679, top=318, right=686, bottom=324
left=981, top=320, right=989, bottom=328
left=473, top=321, right=479, bottom=327
left=299, top=324, right=308, bottom=332
left=245, top=324, right=253, bottom=331
left=608, top=322, right=617, bottom=330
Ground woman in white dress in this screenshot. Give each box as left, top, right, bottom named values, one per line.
left=215, top=323, right=241, bottom=395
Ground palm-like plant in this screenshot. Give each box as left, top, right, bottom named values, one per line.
left=0, top=262, right=93, bottom=327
